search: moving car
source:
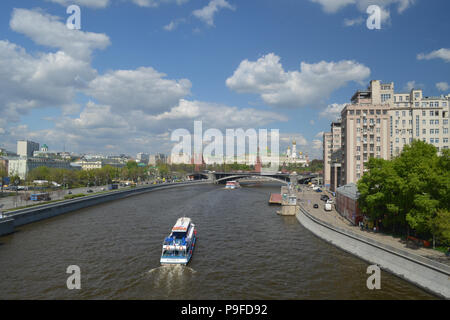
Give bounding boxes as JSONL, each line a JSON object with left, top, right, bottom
{"left": 313, "top": 204, "right": 319, "bottom": 209}
{"left": 324, "top": 203, "right": 332, "bottom": 211}
{"left": 320, "top": 195, "right": 329, "bottom": 201}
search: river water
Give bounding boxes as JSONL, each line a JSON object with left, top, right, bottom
{"left": 0, "top": 184, "right": 435, "bottom": 299}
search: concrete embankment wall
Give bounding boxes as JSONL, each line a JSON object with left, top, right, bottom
{"left": 0, "top": 181, "right": 210, "bottom": 237}
{"left": 296, "top": 206, "right": 450, "bottom": 299}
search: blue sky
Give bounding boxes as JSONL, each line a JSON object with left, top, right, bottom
{"left": 0, "top": 0, "right": 449, "bottom": 158}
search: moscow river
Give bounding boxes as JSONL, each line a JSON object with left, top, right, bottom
{"left": 0, "top": 184, "right": 435, "bottom": 299}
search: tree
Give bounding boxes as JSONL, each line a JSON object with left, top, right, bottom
{"left": 0, "top": 162, "right": 7, "bottom": 194}
{"left": 358, "top": 140, "right": 449, "bottom": 242}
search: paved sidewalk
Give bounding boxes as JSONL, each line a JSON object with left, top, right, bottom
{"left": 298, "top": 187, "right": 450, "bottom": 266}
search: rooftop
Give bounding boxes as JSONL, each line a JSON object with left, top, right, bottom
{"left": 336, "top": 183, "right": 360, "bottom": 200}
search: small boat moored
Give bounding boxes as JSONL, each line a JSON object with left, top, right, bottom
{"left": 160, "top": 217, "right": 197, "bottom": 265}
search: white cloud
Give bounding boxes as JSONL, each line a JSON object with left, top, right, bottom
{"left": 417, "top": 48, "right": 450, "bottom": 63}
{"left": 343, "top": 17, "right": 364, "bottom": 27}
{"left": 311, "top": 0, "right": 414, "bottom": 25}
{"left": 46, "top": 0, "right": 110, "bottom": 8}
{"left": 312, "top": 139, "right": 322, "bottom": 150}
{"left": 319, "top": 103, "right": 346, "bottom": 120}
{"left": 310, "top": 0, "right": 415, "bottom": 14}
{"left": 164, "top": 18, "right": 186, "bottom": 31}
{"left": 436, "top": 82, "right": 449, "bottom": 92}
{"left": 10, "top": 8, "right": 110, "bottom": 61}
{"left": 46, "top": 0, "right": 188, "bottom": 8}
{"left": 0, "top": 40, "right": 97, "bottom": 123}
{"left": 86, "top": 67, "right": 192, "bottom": 115}
{"left": 193, "top": 0, "right": 235, "bottom": 26}
{"left": 132, "top": 0, "right": 189, "bottom": 8}
{"left": 403, "top": 80, "right": 424, "bottom": 92}
{"left": 226, "top": 53, "right": 370, "bottom": 108}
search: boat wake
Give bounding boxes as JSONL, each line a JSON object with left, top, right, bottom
{"left": 145, "top": 265, "right": 196, "bottom": 293}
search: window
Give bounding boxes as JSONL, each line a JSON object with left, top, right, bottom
{"left": 376, "top": 128, "right": 380, "bottom": 133}
{"left": 415, "top": 102, "right": 419, "bottom": 107}
{"left": 415, "top": 92, "right": 420, "bottom": 99}
{"left": 402, "top": 111, "right": 406, "bottom": 116}
{"left": 402, "top": 120, "right": 406, "bottom": 126}
{"left": 357, "top": 146, "right": 361, "bottom": 151}
{"left": 357, "top": 119, "right": 361, "bottom": 124}
{"left": 395, "top": 120, "right": 399, "bottom": 125}
{"left": 402, "top": 138, "right": 406, "bottom": 144}
{"left": 422, "top": 119, "right": 426, "bottom": 125}
{"left": 435, "top": 129, "right": 439, "bottom": 134}
{"left": 443, "top": 102, "right": 447, "bottom": 107}
{"left": 349, "top": 110, "right": 354, "bottom": 115}
{"left": 399, "top": 96, "right": 403, "bottom": 102}
{"left": 444, "top": 119, "right": 448, "bottom": 125}
{"left": 430, "top": 138, "right": 434, "bottom": 143}
{"left": 435, "top": 111, "right": 439, "bottom": 116}
{"left": 422, "top": 111, "right": 426, "bottom": 116}
{"left": 396, "top": 137, "right": 399, "bottom": 143}
{"left": 423, "top": 129, "right": 426, "bottom": 134}
{"left": 430, "top": 120, "right": 434, "bottom": 125}
{"left": 376, "top": 109, "right": 381, "bottom": 115}
{"left": 435, "top": 120, "right": 439, "bottom": 125}
{"left": 376, "top": 118, "right": 380, "bottom": 124}
{"left": 430, "top": 111, "right": 434, "bottom": 116}
{"left": 435, "top": 138, "right": 439, "bottom": 143}
{"left": 444, "top": 138, "right": 449, "bottom": 143}
{"left": 444, "top": 128, "right": 448, "bottom": 134}
{"left": 430, "top": 129, "right": 434, "bottom": 134}
{"left": 376, "top": 137, "right": 381, "bottom": 142}
{"left": 356, "top": 110, "right": 361, "bottom": 115}
{"left": 396, "top": 111, "right": 399, "bottom": 116}
{"left": 422, "top": 102, "right": 427, "bottom": 107}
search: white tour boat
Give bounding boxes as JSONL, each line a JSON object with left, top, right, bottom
{"left": 160, "top": 217, "right": 197, "bottom": 265}
{"left": 225, "top": 181, "right": 241, "bottom": 189}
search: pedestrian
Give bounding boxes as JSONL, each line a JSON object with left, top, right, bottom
{"left": 373, "top": 226, "right": 377, "bottom": 233}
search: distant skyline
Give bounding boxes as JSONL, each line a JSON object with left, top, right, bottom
{"left": 0, "top": 0, "right": 449, "bottom": 159}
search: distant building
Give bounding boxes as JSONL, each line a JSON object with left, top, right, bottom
{"left": 76, "top": 159, "right": 126, "bottom": 171}
{"left": 150, "top": 153, "right": 168, "bottom": 165}
{"left": 8, "top": 158, "right": 73, "bottom": 180}
{"left": 17, "top": 140, "right": 39, "bottom": 158}
{"left": 136, "top": 153, "right": 150, "bottom": 163}
{"left": 335, "top": 183, "right": 362, "bottom": 225}
{"left": 280, "top": 139, "right": 309, "bottom": 167}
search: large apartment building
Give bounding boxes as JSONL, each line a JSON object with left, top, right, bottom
{"left": 323, "top": 80, "right": 450, "bottom": 188}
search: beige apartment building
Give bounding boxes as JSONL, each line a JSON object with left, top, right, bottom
{"left": 323, "top": 80, "right": 450, "bottom": 187}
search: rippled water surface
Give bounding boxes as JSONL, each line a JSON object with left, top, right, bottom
{"left": 0, "top": 184, "right": 436, "bottom": 299}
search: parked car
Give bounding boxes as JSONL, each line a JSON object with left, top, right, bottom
{"left": 313, "top": 204, "right": 319, "bottom": 209}
{"left": 316, "top": 188, "right": 322, "bottom": 193}
{"left": 324, "top": 203, "right": 332, "bottom": 211}
{"left": 68, "top": 191, "right": 72, "bottom": 195}
{"left": 320, "top": 195, "right": 329, "bottom": 201}
{"left": 87, "top": 189, "right": 93, "bottom": 193}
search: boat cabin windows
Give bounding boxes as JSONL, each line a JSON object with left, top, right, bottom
{"left": 172, "top": 231, "right": 187, "bottom": 239}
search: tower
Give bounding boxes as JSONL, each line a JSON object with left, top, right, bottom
{"left": 292, "top": 139, "right": 297, "bottom": 159}
{"left": 286, "top": 146, "right": 291, "bottom": 158}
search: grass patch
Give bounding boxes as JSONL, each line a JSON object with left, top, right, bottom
{"left": 433, "top": 246, "right": 449, "bottom": 254}
{"left": 64, "top": 194, "right": 86, "bottom": 200}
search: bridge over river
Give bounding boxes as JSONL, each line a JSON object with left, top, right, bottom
{"left": 188, "top": 171, "right": 321, "bottom": 185}
{"left": 0, "top": 183, "right": 434, "bottom": 299}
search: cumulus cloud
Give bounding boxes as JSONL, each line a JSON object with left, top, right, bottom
{"left": 417, "top": 48, "right": 450, "bottom": 63}
{"left": 436, "top": 82, "right": 449, "bottom": 92}
{"left": 310, "top": 0, "right": 415, "bottom": 14}
{"left": 46, "top": 0, "right": 188, "bottom": 8}
{"left": 193, "top": 0, "right": 235, "bottom": 26}
{"left": 319, "top": 103, "right": 346, "bottom": 120}
{"left": 46, "top": 0, "right": 110, "bottom": 8}
{"left": 86, "top": 67, "right": 192, "bottom": 115}
{"left": 0, "top": 40, "right": 97, "bottom": 124}
{"left": 226, "top": 53, "right": 370, "bottom": 108}
{"left": 311, "top": 0, "right": 414, "bottom": 26}
{"left": 10, "top": 8, "right": 110, "bottom": 61}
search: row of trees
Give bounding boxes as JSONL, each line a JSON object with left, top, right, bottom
{"left": 357, "top": 140, "right": 450, "bottom": 247}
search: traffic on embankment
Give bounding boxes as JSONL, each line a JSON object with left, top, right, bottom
{"left": 0, "top": 180, "right": 211, "bottom": 237}
{"left": 295, "top": 187, "right": 450, "bottom": 299}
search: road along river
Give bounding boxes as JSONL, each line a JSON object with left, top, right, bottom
{"left": 0, "top": 184, "right": 435, "bottom": 299}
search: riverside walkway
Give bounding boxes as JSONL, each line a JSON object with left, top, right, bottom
{"left": 298, "top": 187, "right": 449, "bottom": 266}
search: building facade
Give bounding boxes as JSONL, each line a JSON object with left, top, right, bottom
{"left": 324, "top": 80, "right": 450, "bottom": 187}
{"left": 8, "top": 158, "right": 73, "bottom": 180}
{"left": 17, "top": 140, "right": 39, "bottom": 158}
